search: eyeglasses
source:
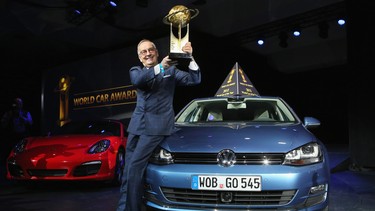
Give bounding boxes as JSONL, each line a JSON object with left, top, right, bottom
{"left": 138, "top": 47, "right": 156, "bottom": 56}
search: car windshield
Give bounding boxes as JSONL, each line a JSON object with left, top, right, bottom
{"left": 51, "top": 121, "right": 120, "bottom": 136}
{"left": 175, "top": 98, "right": 297, "bottom": 123}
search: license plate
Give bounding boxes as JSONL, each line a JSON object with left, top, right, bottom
{"left": 191, "top": 175, "right": 261, "bottom": 191}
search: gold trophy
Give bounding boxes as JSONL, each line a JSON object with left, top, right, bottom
{"left": 163, "top": 5, "right": 199, "bottom": 61}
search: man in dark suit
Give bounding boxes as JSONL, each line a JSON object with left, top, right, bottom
{"left": 117, "top": 39, "right": 201, "bottom": 211}
{"left": 1, "top": 97, "right": 33, "bottom": 160}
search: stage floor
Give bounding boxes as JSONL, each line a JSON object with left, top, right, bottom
{"left": 1, "top": 144, "right": 375, "bottom": 211}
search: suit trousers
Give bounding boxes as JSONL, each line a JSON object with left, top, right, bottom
{"left": 117, "top": 133, "right": 165, "bottom": 211}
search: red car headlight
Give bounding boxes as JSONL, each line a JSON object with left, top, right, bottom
{"left": 13, "top": 138, "right": 28, "bottom": 154}
{"left": 88, "top": 140, "right": 110, "bottom": 154}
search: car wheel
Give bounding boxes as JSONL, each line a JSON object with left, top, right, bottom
{"left": 112, "top": 148, "right": 125, "bottom": 185}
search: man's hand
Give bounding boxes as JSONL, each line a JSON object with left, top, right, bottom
{"left": 161, "top": 56, "right": 178, "bottom": 69}
{"left": 182, "top": 42, "right": 193, "bottom": 55}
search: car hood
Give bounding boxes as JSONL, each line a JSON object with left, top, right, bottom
{"left": 25, "top": 135, "right": 112, "bottom": 149}
{"left": 161, "top": 123, "right": 317, "bottom": 153}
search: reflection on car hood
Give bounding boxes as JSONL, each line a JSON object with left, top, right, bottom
{"left": 26, "top": 135, "right": 112, "bottom": 148}
{"left": 161, "top": 123, "right": 316, "bottom": 153}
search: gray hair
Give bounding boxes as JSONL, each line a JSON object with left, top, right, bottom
{"left": 137, "top": 39, "right": 157, "bottom": 55}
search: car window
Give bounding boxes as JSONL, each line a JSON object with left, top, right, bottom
{"left": 175, "top": 98, "right": 296, "bottom": 123}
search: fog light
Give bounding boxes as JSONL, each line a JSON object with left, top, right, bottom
{"left": 310, "top": 184, "right": 327, "bottom": 194}
{"left": 305, "top": 192, "right": 327, "bottom": 207}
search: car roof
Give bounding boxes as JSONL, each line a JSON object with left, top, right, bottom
{"left": 189, "top": 96, "right": 282, "bottom": 101}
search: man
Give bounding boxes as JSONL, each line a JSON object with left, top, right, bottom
{"left": 117, "top": 39, "right": 201, "bottom": 211}
{"left": 1, "top": 97, "right": 33, "bottom": 159}
{"left": 1, "top": 98, "right": 33, "bottom": 138}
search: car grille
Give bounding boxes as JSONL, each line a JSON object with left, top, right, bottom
{"left": 28, "top": 169, "right": 68, "bottom": 177}
{"left": 173, "top": 153, "right": 285, "bottom": 165}
{"left": 161, "top": 187, "right": 296, "bottom": 205}
{"left": 73, "top": 163, "right": 101, "bottom": 176}
{"left": 12, "top": 163, "right": 101, "bottom": 177}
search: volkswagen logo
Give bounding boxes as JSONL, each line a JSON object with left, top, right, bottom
{"left": 217, "top": 149, "right": 236, "bottom": 167}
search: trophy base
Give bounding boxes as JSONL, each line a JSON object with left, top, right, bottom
{"left": 169, "top": 53, "right": 191, "bottom": 69}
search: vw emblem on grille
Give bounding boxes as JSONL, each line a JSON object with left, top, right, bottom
{"left": 220, "top": 192, "right": 233, "bottom": 203}
{"left": 217, "top": 149, "right": 236, "bottom": 167}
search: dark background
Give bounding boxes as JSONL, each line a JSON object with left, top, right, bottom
{"left": 1, "top": 0, "right": 374, "bottom": 167}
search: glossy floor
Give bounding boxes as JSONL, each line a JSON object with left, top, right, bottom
{"left": 1, "top": 144, "right": 375, "bottom": 211}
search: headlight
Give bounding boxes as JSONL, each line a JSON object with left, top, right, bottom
{"left": 13, "top": 139, "right": 28, "bottom": 154}
{"left": 283, "top": 142, "right": 323, "bottom": 166}
{"left": 149, "top": 148, "right": 174, "bottom": 165}
{"left": 88, "top": 140, "right": 110, "bottom": 154}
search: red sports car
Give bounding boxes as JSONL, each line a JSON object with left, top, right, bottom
{"left": 6, "top": 120, "right": 127, "bottom": 184}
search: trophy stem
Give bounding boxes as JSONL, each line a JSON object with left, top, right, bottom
{"left": 178, "top": 23, "right": 182, "bottom": 50}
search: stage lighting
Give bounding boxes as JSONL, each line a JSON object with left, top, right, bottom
{"left": 337, "top": 18, "right": 346, "bottom": 26}
{"left": 293, "top": 30, "right": 301, "bottom": 37}
{"left": 319, "top": 21, "right": 329, "bottom": 39}
{"left": 257, "top": 39, "right": 264, "bottom": 46}
{"left": 278, "top": 31, "right": 288, "bottom": 48}
{"left": 292, "top": 28, "right": 301, "bottom": 37}
{"left": 109, "top": 1, "right": 117, "bottom": 7}
{"left": 66, "top": 0, "right": 119, "bottom": 25}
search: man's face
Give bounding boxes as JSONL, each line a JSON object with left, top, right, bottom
{"left": 138, "top": 41, "right": 159, "bottom": 68}
{"left": 14, "top": 98, "right": 23, "bottom": 109}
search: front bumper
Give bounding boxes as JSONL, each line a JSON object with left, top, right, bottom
{"left": 144, "top": 163, "right": 330, "bottom": 211}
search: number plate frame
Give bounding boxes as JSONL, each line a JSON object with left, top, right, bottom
{"left": 191, "top": 175, "right": 262, "bottom": 191}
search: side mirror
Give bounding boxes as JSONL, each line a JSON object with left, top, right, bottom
{"left": 304, "top": 117, "right": 320, "bottom": 129}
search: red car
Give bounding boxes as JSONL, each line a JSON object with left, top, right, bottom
{"left": 6, "top": 120, "right": 127, "bottom": 184}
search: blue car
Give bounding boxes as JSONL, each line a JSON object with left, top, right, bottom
{"left": 144, "top": 96, "right": 330, "bottom": 211}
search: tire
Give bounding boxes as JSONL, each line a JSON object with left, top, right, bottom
{"left": 112, "top": 148, "right": 125, "bottom": 185}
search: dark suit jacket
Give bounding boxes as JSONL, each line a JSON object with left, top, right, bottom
{"left": 127, "top": 64, "right": 201, "bottom": 135}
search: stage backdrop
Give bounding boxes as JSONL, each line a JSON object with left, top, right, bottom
{"left": 41, "top": 37, "right": 169, "bottom": 133}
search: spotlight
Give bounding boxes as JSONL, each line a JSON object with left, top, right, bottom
{"left": 65, "top": 0, "right": 119, "bottom": 25}
{"left": 293, "top": 30, "right": 301, "bottom": 37}
{"left": 318, "top": 21, "right": 329, "bottom": 39}
{"left": 74, "top": 9, "right": 81, "bottom": 15}
{"left": 257, "top": 39, "right": 264, "bottom": 46}
{"left": 256, "top": 36, "right": 265, "bottom": 46}
{"left": 109, "top": 1, "right": 117, "bottom": 7}
{"left": 292, "top": 29, "right": 301, "bottom": 37}
{"left": 278, "top": 31, "right": 288, "bottom": 48}
{"left": 337, "top": 18, "right": 346, "bottom": 26}
{"left": 292, "top": 26, "right": 301, "bottom": 37}
{"left": 66, "top": 6, "right": 89, "bottom": 25}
